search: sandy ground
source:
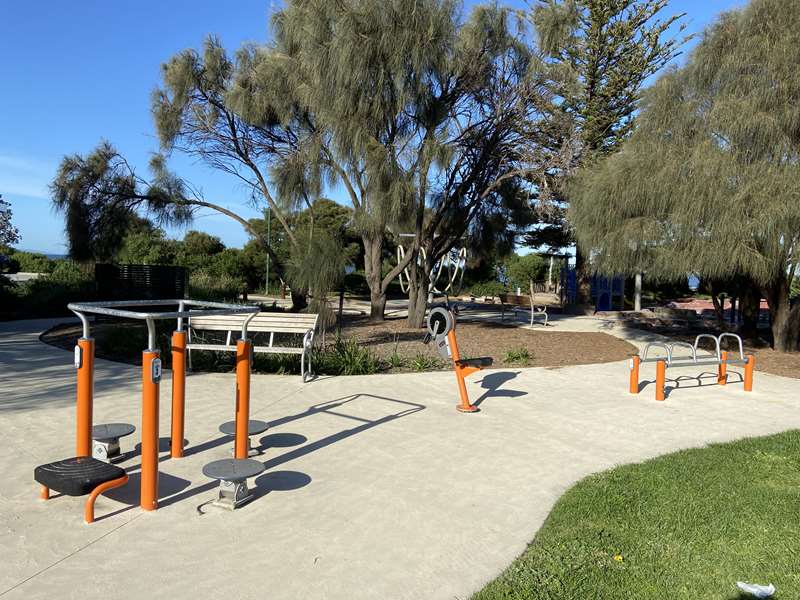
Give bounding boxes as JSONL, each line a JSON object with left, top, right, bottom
{"left": 1, "top": 317, "right": 798, "bottom": 600}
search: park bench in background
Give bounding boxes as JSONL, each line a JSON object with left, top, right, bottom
{"left": 499, "top": 293, "right": 549, "bottom": 327}
{"left": 188, "top": 312, "right": 318, "bottom": 381}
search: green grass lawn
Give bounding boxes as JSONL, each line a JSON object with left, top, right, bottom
{"left": 474, "top": 431, "right": 800, "bottom": 600}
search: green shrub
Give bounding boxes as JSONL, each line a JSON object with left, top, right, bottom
{"left": 504, "top": 253, "right": 547, "bottom": 291}
{"left": 410, "top": 352, "right": 444, "bottom": 371}
{"left": 5, "top": 261, "right": 96, "bottom": 318}
{"left": 504, "top": 347, "right": 531, "bottom": 365}
{"left": 316, "top": 337, "right": 379, "bottom": 375}
{"left": 11, "top": 250, "right": 54, "bottom": 274}
{"left": 469, "top": 280, "right": 506, "bottom": 299}
{"left": 47, "top": 260, "right": 91, "bottom": 283}
{"left": 189, "top": 271, "right": 243, "bottom": 302}
{"left": 387, "top": 351, "right": 406, "bottom": 369}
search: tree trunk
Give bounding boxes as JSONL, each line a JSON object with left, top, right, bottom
{"left": 766, "top": 277, "right": 800, "bottom": 352}
{"left": 738, "top": 282, "right": 761, "bottom": 340}
{"left": 290, "top": 289, "right": 308, "bottom": 312}
{"left": 575, "top": 245, "right": 592, "bottom": 306}
{"left": 406, "top": 256, "right": 430, "bottom": 329}
{"left": 370, "top": 289, "right": 387, "bottom": 321}
{"left": 634, "top": 273, "right": 642, "bottom": 312}
{"left": 708, "top": 281, "right": 726, "bottom": 327}
{"left": 407, "top": 277, "right": 428, "bottom": 328}
{"left": 363, "top": 233, "right": 387, "bottom": 322}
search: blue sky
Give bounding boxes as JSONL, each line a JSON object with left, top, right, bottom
{"left": 1, "top": 0, "right": 744, "bottom": 255}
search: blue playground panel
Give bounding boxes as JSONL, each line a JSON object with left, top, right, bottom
{"left": 561, "top": 269, "right": 625, "bottom": 311}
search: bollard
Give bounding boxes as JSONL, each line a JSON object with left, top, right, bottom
{"left": 170, "top": 330, "right": 187, "bottom": 458}
{"left": 655, "top": 360, "right": 666, "bottom": 401}
{"left": 75, "top": 337, "right": 95, "bottom": 457}
{"left": 718, "top": 350, "right": 728, "bottom": 385}
{"left": 744, "top": 354, "right": 755, "bottom": 392}
{"left": 629, "top": 356, "right": 640, "bottom": 394}
{"left": 235, "top": 339, "right": 252, "bottom": 459}
{"left": 141, "top": 350, "right": 160, "bottom": 511}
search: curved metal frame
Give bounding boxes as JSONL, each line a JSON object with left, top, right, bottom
{"left": 693, "top": 334, "right": 721, "bottom": 361}
{"left": 669, "top": 341, "right": 697, "bottom": 364}
{"left": 641, "top": 342, "right": 673, "bottom": 364}
{"left": 396, "top": 242, "right": 467, "bottom": 297}
{"left": 719, "top": 332, "right": 745, "bottom": 360}
{"left": 640, "top": 333, "right": 747, "bottom": 369}
{"left": 69, "top": 299, "right": 259, "bottom": 350}
{"left": 301, "top": 329, "right": 315, "bottom": 383}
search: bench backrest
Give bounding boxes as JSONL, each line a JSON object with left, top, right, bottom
{"left": 189, "top": 312, "right": 318, "bottom": 335}
{"left": 499, "top": 294, "right": 531, "bottom": 306}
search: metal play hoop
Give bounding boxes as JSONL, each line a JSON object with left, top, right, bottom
{"left": 396, "top": 239, "right": 467, "bottom": 296}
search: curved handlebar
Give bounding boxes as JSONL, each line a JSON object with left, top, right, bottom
{"left": 669, "top": 341, "right": 697, "bottom": 363}
{"left": 693, "top": 334, "right": 721, "bottom": 361}
{"left": 642, "top": 342, "right": 672, "bottom": 365}
{"left": 718, "top": 333, "right": 745, "bottom": 360}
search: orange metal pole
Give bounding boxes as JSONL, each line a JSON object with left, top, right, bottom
{"left": 744, "top": 354, "right": 755, "bottom": 392}
{"left": 655, "top": 360, "right": 666, "bottom": 401}
{"left": 76, "top": 337, "right": 94, "bottom": 457}
{"left": 629, "top": 356, "right": 640, "bottom": 394}
{"left": 718, "top": 350, "right": 728, "bottom": 385}
{"left": 448, "top": 330, "right": 478, "bottom": 413}
{"left": 170, "top": 330, "right": 187, "bottom": 458}
{"left": 235, "top": 339, "right": 252, "bottom": 459}
{"left": 141, "top": 350, "right": 160, "bottom": 511}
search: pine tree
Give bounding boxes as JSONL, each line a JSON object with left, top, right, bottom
{"left": 519, "top": 0, "right": 687, "bottom": 303}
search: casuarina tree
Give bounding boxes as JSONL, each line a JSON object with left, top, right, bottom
{"left": 230, "top": 0, "right": 532, "bottom": 325}
{"left": 570, "top": 0, "right": 800, "bottom": 351}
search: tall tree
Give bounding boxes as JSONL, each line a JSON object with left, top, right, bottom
{"left": 519, "top": 0, "right": 687, "bottom": 304}
{"left": 570, "top": 0, "right": 800, "bottom": 351}
{"left": 270, "top": 0, "right": 533, "bottom": 327}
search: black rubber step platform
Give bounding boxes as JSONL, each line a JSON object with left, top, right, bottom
{"left": 34, "top": 457, "right": 126, "bottom": 497}
{"left": 455, "top": 357, "right": 494, "bottom": 369}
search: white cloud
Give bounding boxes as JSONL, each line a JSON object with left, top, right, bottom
{"left": 0, "top": 153, "right": 56, "bottom": 200}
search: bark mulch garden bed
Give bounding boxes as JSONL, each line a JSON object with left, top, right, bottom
{"left": 335, "top": 315, "right": 637, "bottom": 371}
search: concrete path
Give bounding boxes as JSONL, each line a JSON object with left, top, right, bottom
{"left": 1, "top": 318, "right": 798, "bottom": 599}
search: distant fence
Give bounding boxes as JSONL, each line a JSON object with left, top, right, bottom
{"left": 95, "top": 264, "right": 188, "bottom": 300}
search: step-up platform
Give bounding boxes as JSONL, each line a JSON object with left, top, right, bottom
{"left": 34, "top": 456, "right": 129, "bottom": 523}
{"left": 202, "top": 458, "right": 265, "bottom": 510}
{"left": 92, "top": 423, "right": 136, "bottom": 463}
{"left": 219, "top": 419, "right": 269, "bottom": 457}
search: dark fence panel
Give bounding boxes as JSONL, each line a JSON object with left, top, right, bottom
{"left": 96, "top": 264, "right": 188, "bottom": 300}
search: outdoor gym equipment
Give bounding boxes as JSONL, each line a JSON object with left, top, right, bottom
{"left": 219, "top": 419, "right": 270, "bottom": 457}
{"left": 396, "top": 234, "right": 467, "bottom": 297}
{"left": 424, "top": 304, "right": 493, "bottom": 412}
{"left": 628, "top": 332, "right": 755, "bottom": 401}
{"left": 33, "top": 299, "right": 259, "bottom": 523}
{"left": 202, "top": 458, "right": 265, "bottom": 510}
{"left": 92, "top": 422, "right": 136, "bottom": 463}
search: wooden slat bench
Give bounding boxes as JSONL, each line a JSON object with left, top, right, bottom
{"left": 187, "top": 312, "right": 319, "bottom": 381}
{"left": 499, "top": 293, "right": 548, "bottom": 327}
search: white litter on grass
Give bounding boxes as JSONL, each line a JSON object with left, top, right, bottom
{"left": 736, "top": 582, "right": 776, "bottom": 598}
